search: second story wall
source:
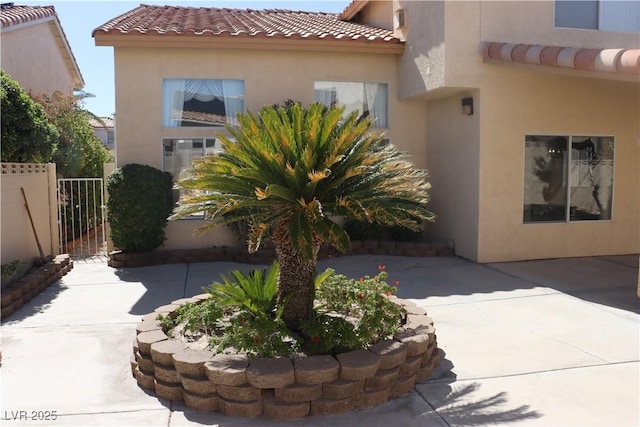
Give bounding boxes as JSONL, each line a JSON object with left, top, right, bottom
{"left": 1, "top": 22, "right": 77, "bottom": 96}
{"left": 396, "top": 0, "right": 639, "bottom": 99}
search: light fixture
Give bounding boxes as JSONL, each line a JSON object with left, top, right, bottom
{"left": 461, "top": 97, "right": 474, "bottom": 115}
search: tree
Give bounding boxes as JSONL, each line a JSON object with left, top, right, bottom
{"left": 0, "top": 69, "right": 59, "bottom": 163}
{"left": 171, "top": 101, "right": 434, "bottom": 330}
{"left": 34, "top": 93, "right": 112, "bottom": 178}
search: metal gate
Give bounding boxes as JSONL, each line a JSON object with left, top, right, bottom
{"left": 57, "top": 178, "right": 107, "bottom": 257}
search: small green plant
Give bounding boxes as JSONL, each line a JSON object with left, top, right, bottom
{"left": 157, "top": 298, "right": 223, "bottom": 339}
{"left": 210, "top": 313, "right": 301, "bottom": 358}
{"left": 156, "top": 313, "right": 177, "bottom": 336}
{"left": 1, "top": 260, "right": 24, "bottom": 283}
{"left": 205, "top": 262, "right": 280, "bottom": 319}
{"left": 106, "top": 163, "right": 173, "bottom": 253}
{"left": 302, "top": 265, "right": 405, "bottom": 355}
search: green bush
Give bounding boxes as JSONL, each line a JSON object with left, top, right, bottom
{"left": 106, "top": 163, "right": 173, "bottom": 252}
{"left": 0, "top": 70, "right": 59, "bottom": 163}
{"left": 344, "top": 218, "right": 423, "bottom": 242}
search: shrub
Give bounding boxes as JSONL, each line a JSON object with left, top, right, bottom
{"left": 106, "top": 163, "right": 173, "bottom": 252}
{"left": 344, "top": 218, "right": 423, "bottom": 242}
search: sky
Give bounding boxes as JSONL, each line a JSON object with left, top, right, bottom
{"left": 20, "top": 0, "right": 351, "bottom": 117}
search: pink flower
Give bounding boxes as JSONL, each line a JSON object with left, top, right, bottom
{"left": 394, "top": 280, "right": 400, "bottom": 286}
{"left": 378, "top": 265, "right": 386, "bottom": 271}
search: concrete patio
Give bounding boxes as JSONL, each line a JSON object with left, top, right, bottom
{"left": 1, "top": 254, "right": 638, "bottom": 426}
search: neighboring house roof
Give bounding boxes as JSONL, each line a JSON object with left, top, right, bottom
{"left": 0, "top": 4, "right": 84, "bottom": 88}
{"left": 480, "top": 41, "right": 640, "bottom": 77}
{"left": 89, "top": 116, "right": 114, "bottom": 128}
{"left": 92, "top": 4, "right": 403, "bottom": 53}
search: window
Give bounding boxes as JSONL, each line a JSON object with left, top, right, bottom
{"left": 163, "top": 79, "right": 245, "bottom": 128}
{"left": 163, "top": 138, "right": 223, "bottom": 216}
{"left": 523, "top": 135, "right": 614, "bottom": 223}
{"left": 314, "top": 81, "right": 388, "bottom": 128}
{"left": 555, "top": 0, "right": 640, "bottom": 32}
{"left": 106, "top": 129, "right": 114, "bottom": 148}
{"left": 395, "top": 9, "right": 405, "bottom": 29}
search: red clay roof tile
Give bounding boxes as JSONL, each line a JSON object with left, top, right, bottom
{"left": 92, "top": 4, "right": 402, "bottom": 46}
{"left": 0, "top": 4, "right": 56, "bottom": 28}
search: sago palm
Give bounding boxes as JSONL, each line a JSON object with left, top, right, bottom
{"left": 171, "top": 101, "right": 434, "bottom": 330}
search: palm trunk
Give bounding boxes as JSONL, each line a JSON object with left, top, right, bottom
{"left": 273, "top": 222, "right": 318, "bottom": 331}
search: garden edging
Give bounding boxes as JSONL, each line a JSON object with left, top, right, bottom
{"left": 131, "top": 296, "right": 441, "bottom": 420}
{"left": 1, "top": 254, "right": 73, "bottom": 320}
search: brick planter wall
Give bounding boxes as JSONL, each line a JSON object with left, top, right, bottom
{"left": 109, "top": 240, "right": 455, "bottom": 268}
{"left": 1, "top": 254, "right": 73, "bottom": 320}
{"left": 131, "top": 296, "right": 440, "bottom": 420}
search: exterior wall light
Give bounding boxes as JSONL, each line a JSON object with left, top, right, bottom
{"left": 461, "top": 97, "right": 474, "bottom": 115}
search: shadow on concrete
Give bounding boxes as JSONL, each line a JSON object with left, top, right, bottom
{"left": 423, "top": 381, "right": 542, "bottom": 426}
{"left": 419, "top": 351, "right": 542, "bottom": 426}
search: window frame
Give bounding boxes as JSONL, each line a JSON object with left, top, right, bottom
{"left": 522, "top": 134, "right": 615, "bottom": 224}
{"left": 162, "top": 137, "right": 225, "bottom": 220}
{"left": 162, "top": 78, "right": 245, "bottom": 129}
{"left": 313, "top": 80, "right": 390, "bottom": 129}
{"left": 554, "top": 0, "right": 640, "bottom": 32}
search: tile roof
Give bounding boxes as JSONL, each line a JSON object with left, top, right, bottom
{"left": 92, "top": 4, "right": 401, "bottom": 46}
{"left": 0, "top": 4, "right": 56, "bottom": 28}
{"left": 480, "top": 41, "right": 640, "bottom": 75}
{"left": 89, "top": 117, "right": 115, "bottom": 128}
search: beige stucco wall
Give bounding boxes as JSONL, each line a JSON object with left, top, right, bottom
{"left": 476, "top": 66, "right": 639, "bottom": 262}
{"left": 397, "top": 0, "right": 640, "bottom": 100}
{"left": 112, "top": 46, "right": 427, "bottom": 250}
{"left": 1, "top": 163, "right": 58, "bottom": 265}
{"left": 1, "top": 22, "right": 77, "bottom": 95}
{"left": 392, "top": 0, "right": 639, "bottom": 262}
{"left": 423, "top": 90, "right": 480, "bottom": 261}
{"left": 358, "top": 0, "right": 394, "bottom": 30}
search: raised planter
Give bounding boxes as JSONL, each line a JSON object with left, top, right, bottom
{"left": 1, "top": 254, "right": 73, "bottom": 320}
{"left": 131, "top": 297, "right": 440, "bottom": 420}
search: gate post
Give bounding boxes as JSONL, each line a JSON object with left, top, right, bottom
{"left": 47, "top": 163, "right": 60, "bottom": 256}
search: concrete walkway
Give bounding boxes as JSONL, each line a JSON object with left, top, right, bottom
{"left": 1, "top": 254, "right": 638, "bottom": 426}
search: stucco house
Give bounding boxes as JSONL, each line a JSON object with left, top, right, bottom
{"left": 0, "top": 3, "right": 83, "bottom": 95}
{"left": 93, "top": 0, "right": 639, "bottom": 263}
{"left": 89, "top": 116, "right": 116, "bottom": 151}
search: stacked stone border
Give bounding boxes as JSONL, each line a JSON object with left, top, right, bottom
{"left": 131, "top": 296, "right": 440, "bottom": 420}
{"left": 110, "top": 240, "right": 455, "bottom": 268}
{"left": 1, "top": 254, "right": 73, "bottom": 320}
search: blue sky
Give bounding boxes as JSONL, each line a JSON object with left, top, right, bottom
{"left": 21, "top": 1, "right": 350, "bottom": 117}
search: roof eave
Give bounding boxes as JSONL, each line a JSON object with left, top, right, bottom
{"left": 49, "top": 18, "right": 85, "bottom": 89}
{"left": 93, "top": 33, "right": 404, "bottom": 55}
